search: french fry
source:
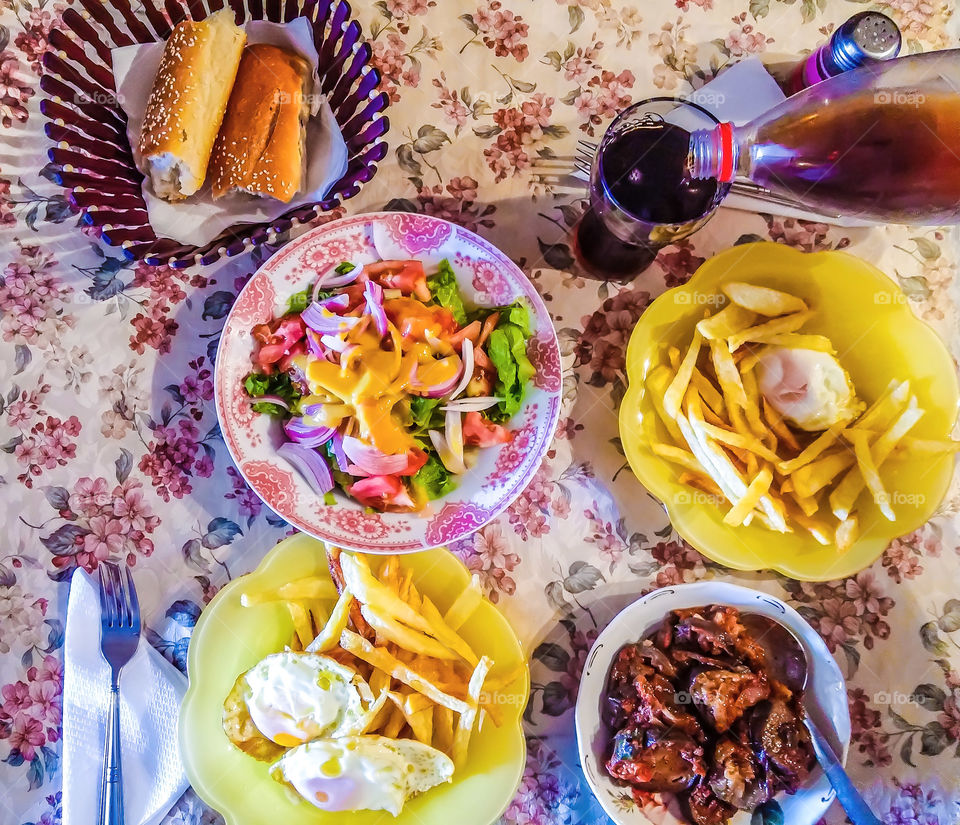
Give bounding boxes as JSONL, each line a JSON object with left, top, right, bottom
{"left": 678, "top": 471, "right": 725, "bottom": 498}
{"left": 287, "top": 601, "right": 314, "bottom": 650}
{"left": 326, "top": 546, "right": 373, "bottom": 639}
{"left": 849, "top": 431, "right": 895, "bottom": 520}
{"left": 688, "top": 413, "right": 781, "bottom": 464}
{"left": 339, "top": 629, "right": 471, "bottom": 714}
{"left": 709, "top": 340, "right": 750, "bottom": 411}
{"left": 366, "top": 668, "right": 394, "bottom": 733}
{"left": 851, "top": 380, "right": 910, "bottom": 432}
{"left": 761, "top": 333, "right": 835, "bottom": 353}
{"left": 651, "top": 441, "right": 704, "bottom": 474}
{"left": 691, "top": 368, "right": 726, "bottom": 414}
{"left": 452, "top": 656, "right": 491, "bottom": 768}
{"left": 896, "top": 437, "right": 960, "bottom": 455}
{"left": 359, "top": 603, "right": 460, "bottom": 660}
{"left": 723, "top": 467, "right": 773, "bottom": 527}
{"left": 307, "top": 587, "right": 354, "bottom": 653}
{"left": 789, "top": 490, "right": 821, "bottom": 519}
{"left": 433, "top": 704, "right": 455, "bottom": 755}
{"left": 727, "top": 311, "right": 813, "bottom": 352}
{"left": 697, "top": 303, "right": 758, "bottom": 340}
{"left": 398, "top": 568, "right": 416, "bottom": 605}
{"left": 378, "top": 555, "right": 400, "bottom": 589}
{"left": 420, "top": 595, "right": 479, "bottom": 666}
{"left": 782, "top": 499, "right": 832, "bottom": 545}
{"left": 387, "top": 689, "right": 435, "bottom": 745}
{"left": 240, "top": 577, "right": 339, "bottom": 606}
{"left": 762, "top": 397, "right": 801, "bottom": 452}
{"left": 664, "top": 329, "right": 703, "bottom": 418}
{"left": 722, "top": 281, "right": 808, "bottom": 316}
{"left": 835, "top": 515, "right": 859, "bottom": 552}
{"left": 667, "top": 346, "right": 681, "bottom": 370}
{"left": 444, "top": 575, "right": 483, "bottom": 631}
{"left": 790, "top": 452, "right": 855, "bottom": 499}
{"left": 832, "top": 402, "right": 923, "bottom": 520}
{"left": 382, "top": 704, "right": 406, "bottom": 738}
{"left": 645, "top": 365, "right": 687, "bottom": 444}
{"left": 778, "top": 426, "right": 843, "bottom": 473}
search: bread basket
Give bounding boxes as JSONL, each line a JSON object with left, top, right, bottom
{"left": 39, "top": 0, "right": 390, "bottom": 268}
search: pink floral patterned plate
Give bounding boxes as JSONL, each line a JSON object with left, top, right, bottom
{"left": 215, "top": 212, "right": 562, "bottom": 552}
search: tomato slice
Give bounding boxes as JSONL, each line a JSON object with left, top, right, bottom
{"left": 463, "top": 411, "right": 512, "bottom": 446}
{"left": 364, "top": 260, "right": 430, "bottom": 302}
{"left": 396, "top": 447, "right": 429, "bottom": 477}
{"left": 384, "top": 297, "right": 457, "bottom": 341}
{"left": 349, "top": 475, "right": 405, "bottom": 510}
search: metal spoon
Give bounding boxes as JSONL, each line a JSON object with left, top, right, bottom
{"left": 741, "top": 613, "right": 882, "bottom": 825}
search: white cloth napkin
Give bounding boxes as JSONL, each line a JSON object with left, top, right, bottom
{"left": 62, "top": 569, "right": 188, "bottom": 825}
{"left": 111, "top": 18, "right": 350, "bottom": 247}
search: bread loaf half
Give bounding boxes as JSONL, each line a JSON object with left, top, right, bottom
{"left": 208, "top": 44, "right": 311, "bottom": 203}
{"left": 138, "top": 9, "right": 246, "bottom": 201}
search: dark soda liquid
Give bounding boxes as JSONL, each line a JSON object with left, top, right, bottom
{"left": 575, "top": 121, "right": 721, "bottom": 280}
{"left": 751, "top": 92, "right": 960, "bottom": 222}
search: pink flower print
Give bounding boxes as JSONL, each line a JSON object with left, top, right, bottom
{"left": 724, "top": 16, "right": 771, "bottom": 57}
{"left": 81, "top": 516, "right": 126, "bottom": 565}
{"left": 386, "top": 0, "right": 430, "bottom": 16}
{"left": 0, "top": 177, "right": 14, "bottom": 226}
{"left": 818, "top": 597, "right": 860, "bottom": 651}
{"left": 27, "top": 679, "right": 61, "bottom": 730}
{"left": 69, "top": 477, "right": 111, "bottom": 517}
{"left": 564, "top": 55, "right": 592, "bottom": 83}
{"left": 938, "top": 695, "right": 960, "bottom": 741}
{"left": 7, "top": 714, "right": 44, "bottom": 761}
{"left": 179, "top": 372, "right": 213, "bottom": 404}
{"left": 112, "top": 481, "right": 159, "bottom": 533}
{"left": 475, "top": 2, "right": 529, "bottom": 61}
{"left": 30, "top": 656, "right": 63, "bottom": 690}
{"left": 0, "top": 50, "right": 35, "bottom": 127}
{"left": 1, "top": 681, "right": 33, "bottom": 717}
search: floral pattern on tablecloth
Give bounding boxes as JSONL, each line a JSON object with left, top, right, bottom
{"left": 1, "top": 0, "right": 960, "bottom": 824}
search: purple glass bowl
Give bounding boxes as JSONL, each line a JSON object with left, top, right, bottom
{"left": 39, "top": 0, "right": 390, "bottom": 269}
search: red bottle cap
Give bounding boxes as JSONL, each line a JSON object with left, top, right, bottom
{"left": 717, "top": 122, "right": 735, "bottom": 183}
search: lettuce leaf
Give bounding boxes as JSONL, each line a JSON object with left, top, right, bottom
{"left": 412, "top": 455, "right": 456, "bottom": 500}
{"left": 410, "top": 396, "right": 444, "bottom": 431}
{"left": 427, "top": 260, "right": 468, "bottom": 325}
{"left": 244, "top": 372, "right": 301, "bottom": 417}
{"left": 486, "top": 321, "right": 534, "bottom": 422}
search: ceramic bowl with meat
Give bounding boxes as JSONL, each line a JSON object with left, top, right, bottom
{"left": 574, "top": 582, "right": 850, "bottom": 825}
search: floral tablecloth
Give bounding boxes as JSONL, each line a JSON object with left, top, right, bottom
{"left": 2, "top": 0, "right": 960, "bottom": 824}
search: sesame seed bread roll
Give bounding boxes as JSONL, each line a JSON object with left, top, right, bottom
{"left": 208, "top": 44, "right": 311, "bottom": 203}
{"left": 138, "top": 10, "right": 246, "bottom": 201}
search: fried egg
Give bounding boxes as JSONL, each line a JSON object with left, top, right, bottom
{"left": 270, "top": 735, "right": 455, "bottom": 815}
{"left": 756, "top": 347, "right": 861, "bottom": 431}
{"left": 242, "top": 652, "right": 369, "bottom": 747}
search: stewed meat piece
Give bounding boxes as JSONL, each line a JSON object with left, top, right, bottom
{"left": 708, "top": 737, "right": 771, "bottom": 810}
{"left": 687, "top": 785, "right": 737, "bottom": 825}
{"left": 607, "top": 727, "right": 707, "bottom": 792}
{"left": 690, "top": 668, "right": 770, "bottom": 732}
{"left": 751, "top": 699, "right": 815, "bottom": 790}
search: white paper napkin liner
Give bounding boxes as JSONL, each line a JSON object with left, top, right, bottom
{"left": 62, "top": 568, "right": 188, "bottom": 825}
{"left": 111, "top": 18, "right": 350, "bottom": 247}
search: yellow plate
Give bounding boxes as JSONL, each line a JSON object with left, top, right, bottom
{"left": 619, "top": 242, "right": 959, "bottom": 581}
{"left": 180, "top": 535, "right": 529, "bottom": 825}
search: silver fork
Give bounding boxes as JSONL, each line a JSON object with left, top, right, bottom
{"left": 98, "top": 562, "right": 141, "bottom": 825}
